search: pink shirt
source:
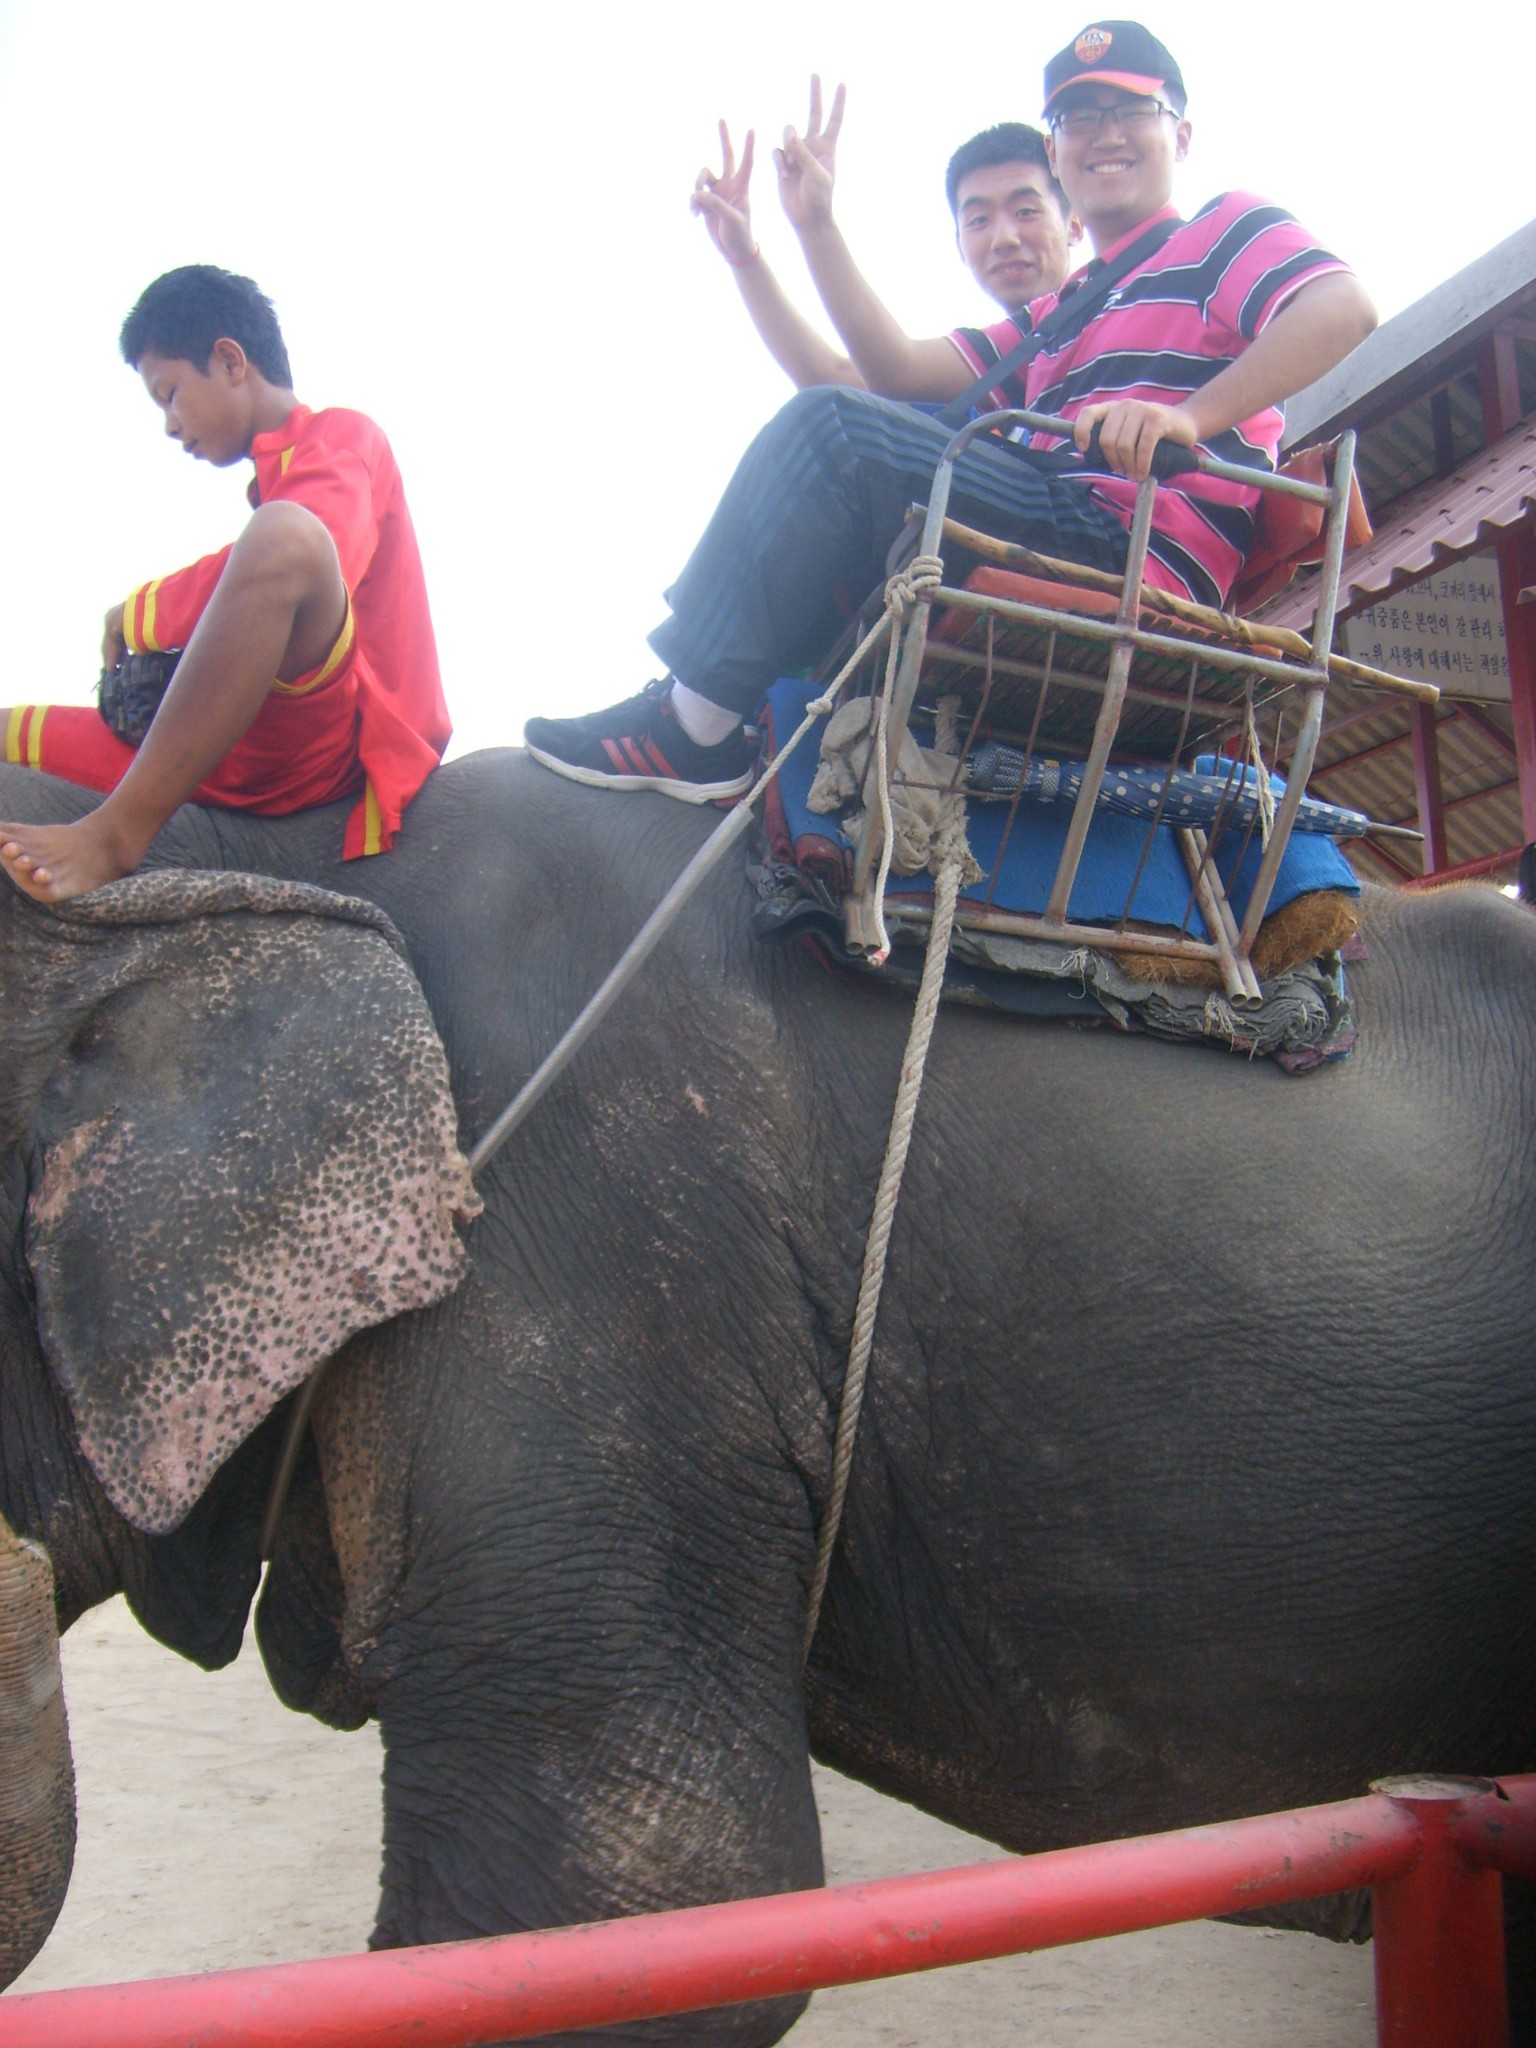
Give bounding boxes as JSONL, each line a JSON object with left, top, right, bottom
{"left": 948, "top": 193, "right": 1352, "bottom": 605}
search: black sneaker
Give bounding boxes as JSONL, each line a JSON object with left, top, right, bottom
{"left": 524, "top": 680, "right": 755, "bottom": 803}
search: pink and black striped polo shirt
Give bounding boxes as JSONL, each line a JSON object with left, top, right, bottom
{"left": 947, "top": 193, "right": 1351, "bottom": 607}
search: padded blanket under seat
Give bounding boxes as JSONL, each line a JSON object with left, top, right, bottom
{"left": 762, "top": 677, "right": 1360, "bottom": 938}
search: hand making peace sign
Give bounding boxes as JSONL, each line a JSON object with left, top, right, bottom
{"left": 774, "top": 75, "right": 847, "bottom": 235}
{"left": 691, "top": 120, "right": 759, "bottom": 268}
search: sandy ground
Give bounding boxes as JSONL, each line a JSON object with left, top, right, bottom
{"left": 10, "top": 1596, "right": 1375, "bottom": 2044}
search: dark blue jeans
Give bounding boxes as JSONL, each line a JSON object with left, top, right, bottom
{"left": 649, "top": 386, "right": 1130, "bottom": 718}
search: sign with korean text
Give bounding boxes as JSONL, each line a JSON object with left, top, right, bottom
{"left": 1343, "top": 556, "right": 1509, "bottom": 701}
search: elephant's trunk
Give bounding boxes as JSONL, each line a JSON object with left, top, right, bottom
{"left": 0, "top": 1512, "right": 76, "bottom": 1987}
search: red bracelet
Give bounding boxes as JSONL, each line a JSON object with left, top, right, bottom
{"left": 724, "top": 243, "right": 762, "bottom": 270}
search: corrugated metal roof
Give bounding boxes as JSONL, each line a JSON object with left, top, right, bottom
{"left": 1236, "top": 228, "right": 1536, "bottom": 881}
{"left": 1281, "top": 684, "right": 1521, "bottom": 882}
{"left": 1258, "top": 417, "right": 1536, "bottom": 632}
{"left": 1284, "top": 218, "right": 1536, "bottom": 448}
{"left": 1351, "top": 365, "right": 1493, "bottom": 509}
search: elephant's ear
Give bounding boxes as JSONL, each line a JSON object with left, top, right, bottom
{"left": 20, "top": 872, "right": 482, "bottom": 1536}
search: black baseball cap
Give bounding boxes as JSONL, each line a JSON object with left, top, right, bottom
{"left": 1043, "top": 22, "right": 1187, "bottom": 116}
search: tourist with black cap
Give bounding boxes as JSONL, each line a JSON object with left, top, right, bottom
{"left": 952, "top": 20, "right": 1377, "bottom": 609}
{"left": 524, "top": 21, "right": 1376, "bottom": 803}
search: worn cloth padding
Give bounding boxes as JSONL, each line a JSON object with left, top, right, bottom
{"left": 764, "top": 676, "right": 1360, "bottom": 925}
{"left": 9, "top": 871, "right": 481, "bottom": 1536}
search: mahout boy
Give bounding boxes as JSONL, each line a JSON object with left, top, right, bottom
{"left": 1, "top": 266, "right": 448, "bottom": 901}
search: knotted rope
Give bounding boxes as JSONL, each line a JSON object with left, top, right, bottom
{"left": 884, "top": 553, "right": 946, "bottom": 618}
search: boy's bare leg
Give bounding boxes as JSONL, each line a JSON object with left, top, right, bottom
{"left": 0, "top": 504, "right": 346, "bottom": 903}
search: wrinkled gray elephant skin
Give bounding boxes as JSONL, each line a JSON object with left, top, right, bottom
{"left": 0, "top": 1513, "right": 74, "bottom": 1985}
{"left": 1, "top": 754, "right": 1534, "bottom": 2046}
{"left": 5, "top": 869, "right": 479, "bottom": 1535}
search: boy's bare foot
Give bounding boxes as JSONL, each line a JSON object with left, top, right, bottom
{"left": 0, "top": 814, "right": 143, "bottom": 904}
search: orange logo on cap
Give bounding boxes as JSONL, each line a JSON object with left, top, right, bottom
{"left": 1075, "top": 27, "right": 1113, "bottom": 61}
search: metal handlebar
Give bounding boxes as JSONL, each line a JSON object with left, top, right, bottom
{"left": 946, "top": 408, "right": 1333, "bottom": 503}
{"left": 1082, "top": 422, "right": 1200, "bottom": 480}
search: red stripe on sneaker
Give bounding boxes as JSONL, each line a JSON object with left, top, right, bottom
{"left": 615, "top": 738, "right": 661, "bottom": 777}
{"left": 597, "top": 734, "right": 684, "bottom": 780}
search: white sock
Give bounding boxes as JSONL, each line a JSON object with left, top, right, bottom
{"left": 669, "top": 680, "right": 742, "bottom": 747}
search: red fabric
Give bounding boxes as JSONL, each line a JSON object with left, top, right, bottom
{"left": 50, "top": 404, "right": 447, "bottom": 857}
{"left": 930, "top": 567, "right": 1229, "bottom": 645}
{"left": 11, "top": 670, "right": 366, "bottom": 818}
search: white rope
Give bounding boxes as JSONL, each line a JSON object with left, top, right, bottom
{"left": 803, "top": 764, "right": 965, "bottom": 1658}
{"left": 885, "top": 553, "right": 945, "bottom": 617}
{"left": 802, "top": 559, "right": 958, "bottom": 1651}
{"left": 803, "top": 832, "right": 965, "bottom": 1657}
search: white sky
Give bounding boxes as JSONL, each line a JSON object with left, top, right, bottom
{"left": 0, "top": 0, "right": 1530, "bottom": 757}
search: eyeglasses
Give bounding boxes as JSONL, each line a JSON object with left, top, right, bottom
{"left": 1049, "top": 98, "right": 1179, "bottom": 137}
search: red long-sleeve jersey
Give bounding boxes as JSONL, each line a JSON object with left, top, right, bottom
{"left": 108, "top": 402, "right": 450, "bottom": 856}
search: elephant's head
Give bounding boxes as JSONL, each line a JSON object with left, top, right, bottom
{"left": 0, "top": 865, "right": 481, "bottom": 1980}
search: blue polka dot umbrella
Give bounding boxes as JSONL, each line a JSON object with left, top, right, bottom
{"left": 963, "top": 746, "right": 1369, "bottom": 839}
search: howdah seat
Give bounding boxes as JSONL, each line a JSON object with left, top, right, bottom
{"left": 805, "top": 411, "right": 1425, "bottom": 1001}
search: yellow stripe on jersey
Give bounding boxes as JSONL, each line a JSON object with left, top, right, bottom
{"left": 140, "top": 578, "right": 163, "bottom": 654}
{"left": 6, "top": 704, "right": 27, "bottom": 765}
{"left": 272, "top": 603, "right": 355, "bottom": 697}
{"left": 361, "top": 780, "right": 383, "bottom": 856}
{"left": 27, "top": 707, "right": 47, "bottom": 768}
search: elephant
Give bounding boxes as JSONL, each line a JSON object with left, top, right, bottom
{"left": 1, "top": 749, "right": 1534, "bottom": 2045}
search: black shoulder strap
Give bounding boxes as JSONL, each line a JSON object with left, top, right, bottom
{"left": 936, "top": 214, "right": 1184, "bottom": 431}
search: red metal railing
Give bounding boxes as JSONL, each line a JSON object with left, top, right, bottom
{"left": 3, "top": 1773, "right": 1533, "bottom": 2048}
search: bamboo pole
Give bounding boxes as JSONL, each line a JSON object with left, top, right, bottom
{"left": 887, "top": 898, "right": 1231, "bottom": 967}
{"left": 938, "top": 519, "right": 1440, "bottom": 707}
{"left": 1176, "top": 828, "right": 1263, "bottom": 1003}
{"left": 920, "top": 637, "right": 1240, "bottom": 725}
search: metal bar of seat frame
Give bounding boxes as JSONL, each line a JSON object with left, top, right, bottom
{"left": 845, "top": 408, "right": 1357, "bottom": 1000}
